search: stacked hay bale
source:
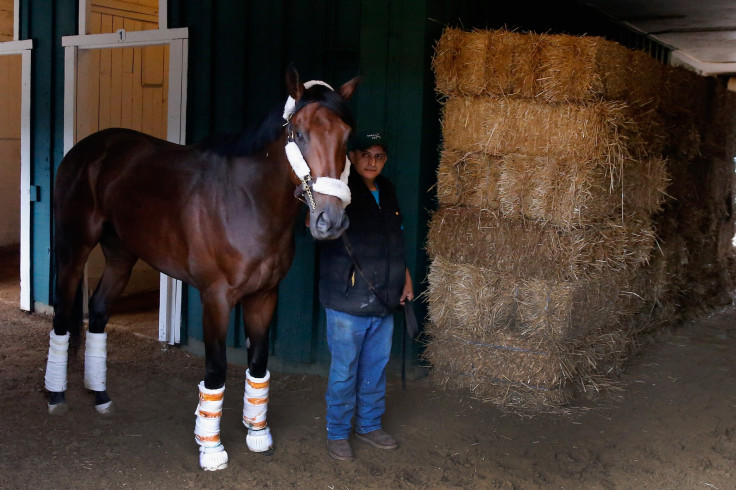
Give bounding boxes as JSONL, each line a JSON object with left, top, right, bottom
{"left": 426, "top": 28, "right": 736, "bottom": 411}
{"left": 654, "top": 66, "right": 736, "bottom": 317}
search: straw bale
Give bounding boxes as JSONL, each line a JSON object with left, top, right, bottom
{"left": 498, "top": 154, "right": 668, "bottom": 228}
{"left": 455, "top": 30, "right": 491, "bottom": 96}
{"left": 433, "top": 28, "right": 543, "bottom": 99}
{"left": 432, "top": 27, "right": 462, "bottom": 98}
{"left": 423, "top": 334, "right": 574, "bottom": 409}
{"left": 626, "top": 50, "right": 665, "bottom": 109}
{"left": 433, "top": 28, "right": 664, "bottom": 106}
{"left": 536, "top": 34, "right": 604, "bottom": 103}
{"left": 659, "top": 65, "right": 712, "bottom": 119}
{"left": 703, "top": 82, "right": 736, "bottom": 159}
{"left": 436, "top": 149, "right": 502, "bottom": 208}
{"left": 595, "top": 39, "right": 637, "bottom": 102}
{"left": 662, "top": 117, "right": 702, "bottom": 161}
{"left": 441, "top": 95, "right": 657, "bottom": 163}
{"left": 423, "top": 319, "right": 636, "bottom": 411}
{"left": 535, "top": 36, "right": 663, "bottom": 106}
{"left": 494, "top": 30, "right": 543, "bottom": 99}
{"left": 437, "top": 150, "right": 668, "bottom": 228}
{"left": 426, "top": 256, "right": 635, "bottom": 343}
{"left": 426, "top": 206, "right": 656, "bottom": 280}
{"left": 618, "top": 156, "right": 670, "bottom": 215}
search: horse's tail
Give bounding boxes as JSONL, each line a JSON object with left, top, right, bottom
{"left": 52, "top": 246, "right": 86, "bottom": 355}
{"left": 53, "top": 209, "right": 84, "bottom": 355}
{"left": 68, "top": 281, "right": 85, "bottom": 354}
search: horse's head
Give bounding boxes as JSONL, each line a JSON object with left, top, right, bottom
{"left": 284, "top": 66, "right": 359, "bottom": 241}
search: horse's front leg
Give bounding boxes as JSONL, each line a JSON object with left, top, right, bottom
{"left": 240, "top": 289, "right": 278, "bottom": 455}
{"left": 194, "top": 290, "right": 231, "bottom": 471}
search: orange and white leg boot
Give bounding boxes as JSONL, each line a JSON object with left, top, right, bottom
{"left": 242, "top": 369, "right": 274, "bottom": 453}
{"left": 194, "top": 381, "right": 229, "bottom": 471}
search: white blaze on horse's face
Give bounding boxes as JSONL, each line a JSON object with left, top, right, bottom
{"left": 284, "top": 81, "right": 352, "bottom": 241}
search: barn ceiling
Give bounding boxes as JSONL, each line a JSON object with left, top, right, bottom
{"left": 580, "top": 0, "right": 736, "bottom": 75}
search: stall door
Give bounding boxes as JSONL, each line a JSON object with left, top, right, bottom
{"left": 0, "top": 54, "right": 21, "bottom": 253}
{"left": 76, "top": 3, "right": 169, "bottom": 302}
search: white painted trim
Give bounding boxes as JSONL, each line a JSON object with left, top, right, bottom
{"left": 669, "top": 50, "right": 736, "bottom": 76}
{"left": 18, "top": 46, "right": 33, "bottom": 311}
{"left": 179, "top": 39, "right": 188, "bottom": 140}
{"left": 63, "top": 47, "right": 77, "bottom": 154}
{"left": 159, "top": 275, "right": 181, "bottom": 344}
{"left": 13, "top": 0, "right": 19, "bottom": 41}
{"left": 159, "top": 0, "right": 167, "bottom": 30}
{"left": 1, "top": 41, "right": 34, "bottom": 311}
{"left": 62, "top": 27, "right": 188, "bottom": 48}
{"left": 158, "top": 37, "right": 189, "bottom": 345}
{"left": 0, "top": 40, "right": 33, "bottom": 53}
{"left": 79, "top": 1, "right": 88, "bottom": 36}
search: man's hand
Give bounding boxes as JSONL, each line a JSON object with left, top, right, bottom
{"left": 400, "top": 268, "right": 414, "bottom": 305}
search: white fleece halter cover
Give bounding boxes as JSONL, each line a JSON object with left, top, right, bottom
{"left": 283, "top": 80, "right": 351, "bottom": 208}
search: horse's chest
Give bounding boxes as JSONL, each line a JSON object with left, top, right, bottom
{"left": 232, "top": 250, "right": 292, "bottom": 296}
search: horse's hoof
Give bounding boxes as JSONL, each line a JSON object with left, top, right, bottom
{"left": 48, "top": 402, "right": 69, "bottom": 416}
{"left": 48, "top": 391, "right": 68, "bottom": 415}
{"left": 247, "top": 427, "right": 274, "bottom": 454}
{"left": 94, "top": 400, "right": 114, "bottom": 415}
{"left": 90, "top": 390, "right": 113, "bottom": 415}
{"left": 199, "top": 445, "right": 228, "bottom": 471}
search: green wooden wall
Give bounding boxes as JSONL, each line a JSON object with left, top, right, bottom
{"left": 21, "top": 0, "right": 78, "bottom": 310}
{"left": 168, "top": 0, "right": 437, "bottom": 374}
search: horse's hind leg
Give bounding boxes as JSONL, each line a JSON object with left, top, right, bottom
{"left": 240, "top": 289, "right": 278, "bottom": 455}
{"left": 85, "top": 230, "right": 138, "bottom": 414}
{"left": 46, "top": 236, "right": 96, "bottom": 415}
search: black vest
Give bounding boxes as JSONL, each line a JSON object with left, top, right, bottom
{"left": 318, "top": 172, "right": 406, "bottom": 316}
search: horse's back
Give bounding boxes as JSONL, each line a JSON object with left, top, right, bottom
{"left": 59, "top": 128, "right": 178, "bottom": 175}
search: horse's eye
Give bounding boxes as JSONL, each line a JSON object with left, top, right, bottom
{"left": 295, "top": 131, "right": 304, "bottom": 140}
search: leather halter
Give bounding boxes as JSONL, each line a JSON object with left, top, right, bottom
{"left": 282, "top": 81, "right": 351, "bottom": 213}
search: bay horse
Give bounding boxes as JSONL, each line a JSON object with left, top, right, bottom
{"left": 43, "top": 66, "right": 358, "bottom": 470}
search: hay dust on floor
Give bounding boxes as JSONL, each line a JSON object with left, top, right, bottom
{"left": 0, "top": 252, "right": 734, "bottom": 489}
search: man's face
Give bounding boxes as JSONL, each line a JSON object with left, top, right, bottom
{"left": 351, "top": 144, "right": 388, "bottom": 183}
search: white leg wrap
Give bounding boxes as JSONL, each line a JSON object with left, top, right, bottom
{"left": 84, "top": 332, "right": 107, "bottom": 391}
{"left": 243, "top": 369, "right": 274, "bottom": 453}
{"left": 194, "top": 381, "right": 228, "bottom": 471}
{"left": 45, "top": 331, "right": 69, "bottom": 393}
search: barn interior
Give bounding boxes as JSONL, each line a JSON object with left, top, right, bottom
{"left": 0, "top": 0, "right": 735, "bottom": 487}
{"left": 0, "top": 0, "right": 734, "bottom": 406}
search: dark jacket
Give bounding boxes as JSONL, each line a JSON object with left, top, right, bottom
{"left": 319, "top": 172, "right": 406, "bottom": 316}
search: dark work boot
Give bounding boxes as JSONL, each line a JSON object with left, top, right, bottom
{"left": 327, "top": 439, "right": 355, "bottom": 461}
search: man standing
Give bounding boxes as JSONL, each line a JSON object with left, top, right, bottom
{"left": 318, "top": 130, "right": 414, "bottom": 461}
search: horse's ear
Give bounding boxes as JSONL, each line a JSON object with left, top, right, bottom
{"left": 338, "top": 76, "right": 361, "bottom": 101}
{"left": 286, "top": 63, "right": 305, "bottom": 101}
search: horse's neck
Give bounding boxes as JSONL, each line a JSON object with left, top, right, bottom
{"left": 227, "top": 140, "right": 301, "bottom": 228}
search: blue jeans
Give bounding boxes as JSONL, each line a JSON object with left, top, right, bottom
{"left": 325, "top": 308, "right": 394, "bottom": 440}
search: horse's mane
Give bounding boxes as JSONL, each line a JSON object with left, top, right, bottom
{"left": 196, "top": 85, "right": 355, "bottom": 158}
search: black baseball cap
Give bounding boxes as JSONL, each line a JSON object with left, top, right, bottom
{"left": 351, "top": 130, "right": 388, "bottom": 152}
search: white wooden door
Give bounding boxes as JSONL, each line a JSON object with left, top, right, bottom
{"left": 63, "top": 24, "right": 188, "bottom": 344}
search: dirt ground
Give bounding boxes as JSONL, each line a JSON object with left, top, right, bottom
{"left": 1, "top": 252, "right": 734, "bottom": 489}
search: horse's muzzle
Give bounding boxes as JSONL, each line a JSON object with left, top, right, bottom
{"left": 311, "top": 207, "right": 349, "bottom": 240}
